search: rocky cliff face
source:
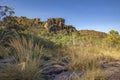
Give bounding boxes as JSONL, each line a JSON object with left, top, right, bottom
{"left": 44, "top": 18, "right": 76, "bottom": 32}
{"left": 44, "top": 18, "right": 65, "bottom": 32}
{"left": 79, "top": 30, "right": 107, "bottom": 38}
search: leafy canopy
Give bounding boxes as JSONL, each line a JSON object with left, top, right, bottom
{"left": 0, "top": 6, "right": 14, "bottom": 20}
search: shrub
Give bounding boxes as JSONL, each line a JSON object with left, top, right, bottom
{"left": 103, "top": 30, "right": 120, "bottom": 47}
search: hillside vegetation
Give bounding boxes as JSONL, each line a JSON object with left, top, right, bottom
{"left": 0, "top": 6, "right": 120, "bottom": 80}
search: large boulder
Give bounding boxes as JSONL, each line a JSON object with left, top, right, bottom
{"left": 101, "top": 61, "right": 120, "bottom": 80}
{"left": 0, "top": 56, "right": 15, "bottom": 63}
{"left": 39, "top": 63, "right": 68, "bottom": 80}
{"left": 54, "top": 71, "right": 83, "bottom": 80}
{"left": 0, "top": 56, "right": 16, "bottom": 70}
{"left": 40, "top": 64, "right": 67, "bottom": 75}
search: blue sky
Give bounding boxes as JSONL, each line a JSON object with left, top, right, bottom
{"left": 0, "top": 0, "right": 120, "bottom": 33}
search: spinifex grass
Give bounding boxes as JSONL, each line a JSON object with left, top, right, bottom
{"left": 0, "top": 36, "right": 44, "bottom": 80}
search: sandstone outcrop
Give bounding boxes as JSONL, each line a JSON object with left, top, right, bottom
{"left": 44, "top": 18, "right": 76, "bottom": 32}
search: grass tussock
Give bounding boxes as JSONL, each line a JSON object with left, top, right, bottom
{"left": 0, "top": 36, "right": 44, "bottom": 80}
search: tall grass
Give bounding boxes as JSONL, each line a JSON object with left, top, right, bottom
{"left": 63, "top": 46, "right": 103, "bottom": 71}
{"left": 59, "top": 43, "right": 120, "bottom": 80}
{"left": 63, "top": 45, "right": 120, "bottom": 71}
{"left": 10, "top": 36, "right": 43, "bottom": 62}
{"left": 0, "top": 36, "right": 44, "bottom": 80}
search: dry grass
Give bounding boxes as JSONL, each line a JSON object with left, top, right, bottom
{"left": 0, "top": 36, "right": 44, "bottom": 80}
{"left": 63, "top": 46, "right": 103, "bottom": 71}
{"left": 0, "top": 46, "right": 10, "bottom": 58}
{"left": 81, "top": 69, "right": 107, "bottom": 80}
{"left": 0, "top": 64, "right": 44, "bottom": 80}
{"left": 59, "top": 44, "right": 120, "bottom": 80}
{"left": 10, "top": 36, "right": 44, "bottom": 62}
{"left": 63, "top": 45, "right": 120, "bottom": 71}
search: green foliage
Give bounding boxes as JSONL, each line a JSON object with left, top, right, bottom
{"left": 0, "top": 6, "right": 14, "bottom": 20}
{"left": 103, "top": 30, "right": 120, "bottom": 47}
{"left": 0, "top": 16, "right": 21, "bottom": 30}
{"left": 18, "top": 33, "right": 56, "bottom": 49}
{"left": 108, "top": 30, "right": 119, "bottom": 36}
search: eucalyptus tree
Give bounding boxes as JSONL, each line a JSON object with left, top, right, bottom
{"left": 0, "top": 5, "right": 14, "bottom": 20}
